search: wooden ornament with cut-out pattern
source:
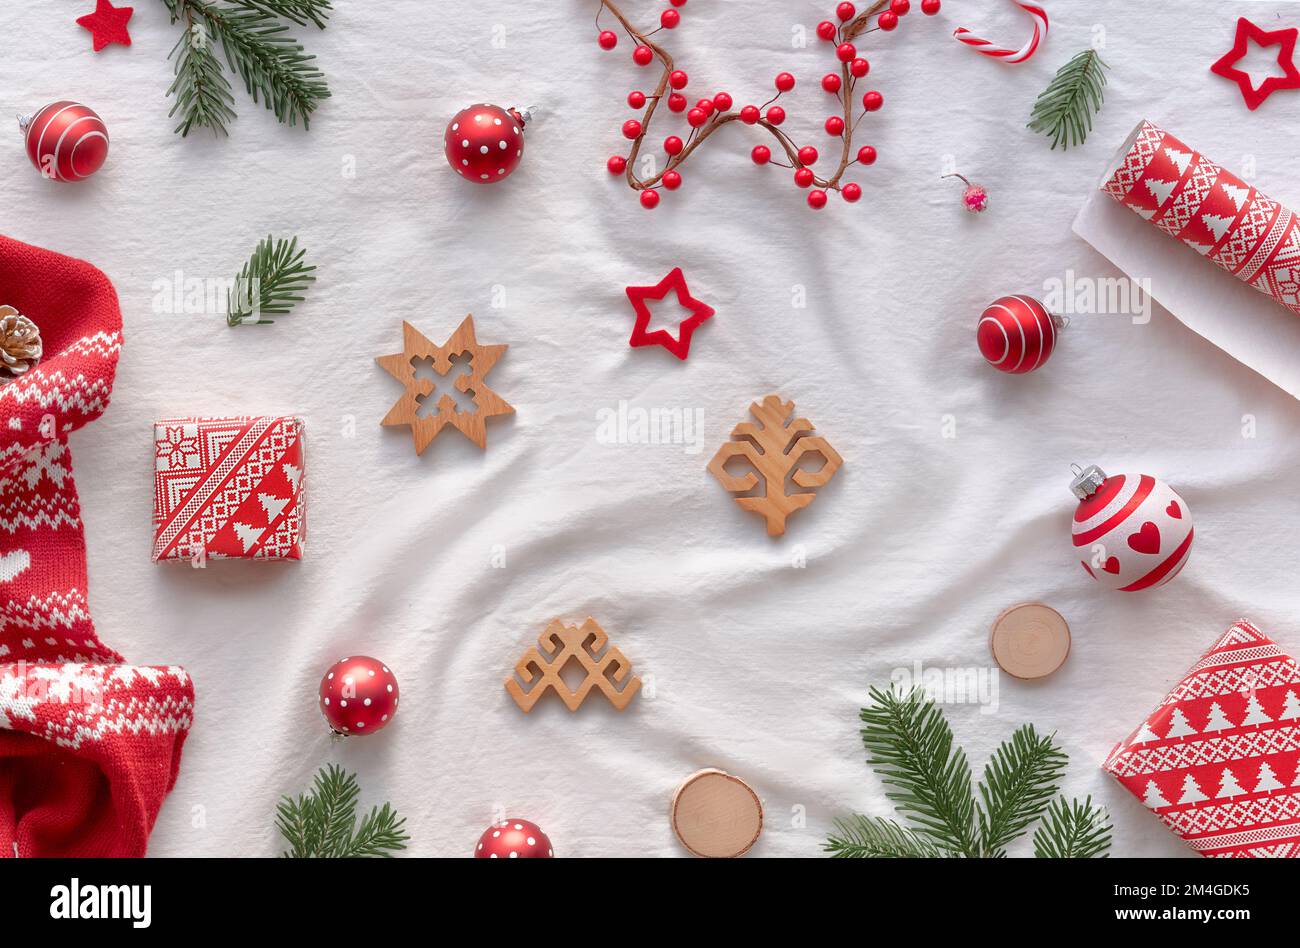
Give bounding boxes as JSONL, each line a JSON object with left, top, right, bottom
{"left": 505, "top": 617, "right": 641, "bottom": 713}
{"left": 376, "top": 315, "right": 514, "bottom": 455}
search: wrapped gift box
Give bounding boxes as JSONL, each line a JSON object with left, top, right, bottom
{"left": 152, "top": 416, "right": 305, "bottom": 562}
{"left": 1104, "top": 620, "right": 1300, "bottom": 857}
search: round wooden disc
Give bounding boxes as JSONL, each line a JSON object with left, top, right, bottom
{"left": 990, "top": 603, "right": 1071, "bottom": 679}
{"left": 671, "top": 769, "right": 763, "bottom": 858}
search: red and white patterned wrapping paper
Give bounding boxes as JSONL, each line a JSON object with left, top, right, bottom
{"left": 1102, "top": 120, "right": 1300, "bottom": 318}
{"left": 152, "top": 416, "right": 305, "bottom": 562}
{"left": 1104, "top": 620, "right": 1300, "bottom": 858}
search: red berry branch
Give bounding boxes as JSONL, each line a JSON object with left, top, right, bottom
{"left": 597, "top": 0, "right": 943, "bottom": 210}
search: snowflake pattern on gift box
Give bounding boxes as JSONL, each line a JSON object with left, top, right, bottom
{"left": 154, "top": 424, "right": 200, "bottom": 471}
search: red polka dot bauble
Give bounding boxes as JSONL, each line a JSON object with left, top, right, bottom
{"left": 21, "top": 101, "right": 109, "bottom": 182}
{"left": 976, "top": 295, "right": 1060, "bottom": 374}
{"left": 443, "top": 103, "right": 526, "bottom": 184}
{"left": 474, "top": 819, "right": 553, "bottom": 858}
{"left": 1069, "top": 464, "right": 1194, "bottom": 593}
{"left": 318, "top": 656, "right": 399, "bottom": 736}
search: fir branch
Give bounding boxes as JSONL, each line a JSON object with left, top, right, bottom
{"left": 1027, "top": 49, "right": 1110, "bottom": 150}
{"left": 227, "top": 234, "right": 316, "bottom": 326}
{"left": 824, "top": 815, "right": 956, "bottom": 858}
{"left": 167, "top": 19, "right": 238, "bottom": 137}
{"left": 1033, "top": 796, "right": 1113, "bottom": 859}
{"left": 976, "top": 725, "right": 1067, "bottom": 856}
{"left": 223, "top": 0, "right": 333, "bottom": 29}
{"left": 859, "top": 686, "right": 980, "bottom": 857}
{"left": 276, "top": 765, "right": 409, "bottom": 858}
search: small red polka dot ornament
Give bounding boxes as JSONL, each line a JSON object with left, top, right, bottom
{"left": 475, "top": 819, "right": 554, "bottom": 858}
{"left": 443, "top": 103, "right": 529, "bottom": 183}
{"left": 318, "top": 656, "right": 399, "bottom": 736}
{"left": 977, "top": 295, "right": 1063, "bottom": 374}
{"left": 19, "top": 101, "right": 109, "bottom": 182}
{"left": 1069, "top": 464, "right": 1194, "bottom": 593}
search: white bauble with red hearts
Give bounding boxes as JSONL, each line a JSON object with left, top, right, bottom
{"left": 1069, "top": 465, "right": 1194, "bottom": 592}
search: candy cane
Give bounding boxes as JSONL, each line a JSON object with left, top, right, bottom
{"left": 953, "top": 1, "right": 1049, "bottom": 64}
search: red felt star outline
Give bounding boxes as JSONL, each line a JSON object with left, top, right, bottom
{"left": 1210, "top": 17, "right": 1300, "bottom": 111}
{"left": 624, "top": 267, "right": 714, "bottom": 361}
{"left": 77, "top": 0, "right": 134, "bottom": 52}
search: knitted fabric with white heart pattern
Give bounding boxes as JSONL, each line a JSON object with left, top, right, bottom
{"left": 0, "top": 234, "right": 193, "bottom": 857}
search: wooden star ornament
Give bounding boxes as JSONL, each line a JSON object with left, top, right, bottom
{"left": 376, "top": 316, "right": 514, "bottom": 455}
{"left": 77, "top": 0, "right": 134, "bottom": 52}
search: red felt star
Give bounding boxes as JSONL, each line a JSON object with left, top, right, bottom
{"left": 624, "top": 267, "right": 715, "bottom": 360}
{"left": 76, "top": 0, "right": 134, "bottom": 52}
{"left": 1210, "top": 16, "right": 1300, "bottom": 111}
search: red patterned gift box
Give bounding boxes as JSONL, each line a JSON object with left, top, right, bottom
{"left": 152, "top": 416, "right": 305, "bottom": 562}
{"left": 1104, "top": 620, "right": 1300, "bottom": 857}
{"left": 1101, "top": 119, "right": 1300, "bottom": 317}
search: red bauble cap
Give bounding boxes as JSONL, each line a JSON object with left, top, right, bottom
{"left": 443, "top": 103, "right": 526, "bottom": 184}
{"left": 319, "top": 656, "right": 399, "bottom": 735}
{"left": 22, "top": 102, "right": 109, "bottom": 181}
{"left": 475, "top": 819, "right": 553, "bottom": 858}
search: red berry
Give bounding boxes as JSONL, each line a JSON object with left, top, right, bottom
{"left": 633, "top": 45, "right": 654, "bottom": 66}
{"left": 766, "top": 105, "right": 786, "bottom": 125}
{"left": 891, "top": 0, "right": 911, "bottom": 13}
{"left": 862, "top": 90, "right": 883, "bottom": 111}
{"left": 661, "top": 9, "right": 680, "bottom": 28}
{"left": 662, "top": 170, "right": 682, "bottom": 190}
{"left": 841, "top": 182, "right": 862, "bottom": 202}
{"left": 816, "top": 20, "right": 837, "bottom": 41}
{"left": 628, "top": 90, "right": 647, "bottom": 108}
{"left": 687, "top": 108, "right": 708, "bottom": 127}
{"left": 836, "top": 2, "right": 856, "bottom": 21}
{"left": 696, "top": 98, "right": 715, "bottom": 115}
{"left": 798, "top": 145, "right": 819, "bottom": 165}
{"left": 879, "top": 11, "right": 898, "bottom": 30}
{"left": 751, "top": 145, "right": 771, "bottom": 165}
{"left": 822, "top": 73, "right": 842, "bottom": 94}
{"left": 607, "top": 155, "right": 627, "bottom": 174}
{"left": 640, "top": 188, "right": 660, "bottom": 209}
{"left": 622, "top": 119, "right": 643, "bottom": 139}
{"left": 713, "top": 92, "right": 733, "bottom": 111}
{"left": 740, "top": 105, "right": 760, "bottom": 124}
{"left": 599, "top": 30, "right": 618, "bottom": 50}
{"left": 668, "top": 93, "right": 688, "bottom": 112}
{"left": 857, "top": 145, "right": 877, "bottom": 164}
{"left": 775, "top": 72, "right": 796, "bottom": 92}
{"left": 669, "top": 69, "right": 689, "bottom": 89}
{"left": 850, "top": 58, "right": 870, "bottom": 77}
{"left": 836, "top": 43, "right": 856, "bottom": 62}
{"left": 921, "top": 0, "right": 940, "bottom": 13}
{"left": 808, "top": 189, "right": 829, "bottom": 209}
{"left": 794, "top": 167, "right": 814, "bottom": 188}
{"left": 670, "top": 0, "right": 687, "bottom": 5}
{"left": 664, "top": 135, "right": 683, "bottom": 155}
{"left": 825, "top": 115, "right": 846, "bottom": 136}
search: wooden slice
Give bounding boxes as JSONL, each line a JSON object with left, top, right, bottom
{"left": 671, "top": 769, "right": 763, "bottom": 858}
{"left": 989, "top": 602, "right": 1071, "bottom": 680}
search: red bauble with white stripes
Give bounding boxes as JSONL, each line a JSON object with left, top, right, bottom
{"left": 1069, "top": 464, "right": 1194, "bottom": 593}
{"left": 474, "top": 819, "right": 553, "bottom": 858}
{"left": 318, "top": 656, "right": 399, "bottom": 736}
{"left": 21, "top": 101, "right": 109, "bottom": 182}
{"left": 976, "top": 295, "right": 1060, "bottom": 374}
{"left": 444, "top": 103, "right": 526, "bottom": 184}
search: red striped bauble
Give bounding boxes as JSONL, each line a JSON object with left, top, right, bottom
{"left": 976, "top": 294, "right": 1058, "bottom": 374}
{"left": 22, "top": 101, "right": 109, "bottom": 182}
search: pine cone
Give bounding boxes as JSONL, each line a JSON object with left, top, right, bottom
{"left": 0, "top": 305, "right": 42, "bottom": 376}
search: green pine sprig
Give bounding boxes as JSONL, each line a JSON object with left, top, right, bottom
{"left": 825, "top": 686, "right": 1112, "bottom": 859}
{"left": 164, "top": 0, "right": 332, "bottom": 137}
{"left": 227, "top": 234, "right": 316, "bottom": 326}
{"left": 276, "top": 765, "right": 409, "bottom": 858}
{"left": 1027, "top": 48, "right": 1110, "bottom": 150}
{"left": 1033, "top": 795, "right": 1113, "bottom": 858}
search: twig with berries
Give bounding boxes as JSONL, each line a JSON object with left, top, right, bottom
{"left": 597, "top": 0, "right": 942, "bottom": 210}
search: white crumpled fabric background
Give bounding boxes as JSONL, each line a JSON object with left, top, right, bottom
{"left": 4, "top": 0, "right": 1300, "bottom": 858}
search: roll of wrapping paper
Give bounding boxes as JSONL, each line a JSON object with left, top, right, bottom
{"left": 1101, "top": 119, "right": 1300, "bottom": 317}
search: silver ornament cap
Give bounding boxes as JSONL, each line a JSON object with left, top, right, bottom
{"left": 1069, "top": 463, "right": 1108, "bottom": 500}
